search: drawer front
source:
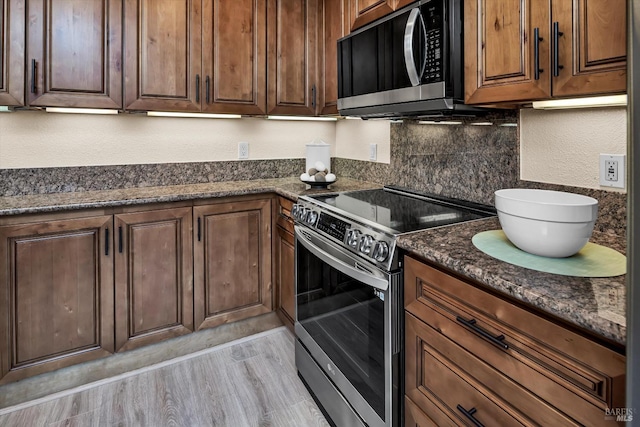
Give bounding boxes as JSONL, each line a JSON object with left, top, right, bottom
{"left": 404, "top": 256, "right": 626, "bottom": 426}
{"left": 277, "top": 196, "right": 294, "bottom": 233}
{"left": 406, "top": 313, "right": 569, "bottom": 427}
{"left": 405, "top": 396, "right": 450, "bottom": 427}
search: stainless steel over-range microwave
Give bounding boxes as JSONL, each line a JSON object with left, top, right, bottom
{"left": 337, "top": 0, "right": 478, "bottom": 118}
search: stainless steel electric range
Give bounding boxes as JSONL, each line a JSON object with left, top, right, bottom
{"left": 292, "top": 186, "right": 495, "bottom": 427}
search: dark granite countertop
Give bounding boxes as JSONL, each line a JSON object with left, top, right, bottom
{"left": 0, "top": 181, "right": 626, "bottom": 345}
{"left": 397, "top": 217, "right": 626, "bottom": 345}
{"left": 0, "top": 177, "right": 381, "bottom": 216}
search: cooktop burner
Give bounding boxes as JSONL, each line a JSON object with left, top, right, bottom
{"left": 293, "top": 186, "right": 495, "bottom": 271}
{"left": 309, "top": 187, "right": 493, "bottom": 234}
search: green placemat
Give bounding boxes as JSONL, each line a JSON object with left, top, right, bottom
{"left": 472, "top": 230, "right": 626, "bottom": 277}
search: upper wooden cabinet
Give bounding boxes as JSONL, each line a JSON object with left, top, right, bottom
{"left": 27, "top": 0, "right": 122, "bottom": 108}
{"left": 551, "top": 0, "right": 627, "bottom": 97}
{"left": 464, "top": 0, "right": 627, "bottom": 105}
{"left": 267, "top": 0, "right": 320, "bottom": 116}
{"left": 0, "top": 0, "right": 25, "bottom": 106}
{"left": 347, "top": 0, "right": 416, "bottom": 32}
{"left": 125, "top": 0, "right": 268, "bottom": 114}
{"left": 202, "top": 0, "right": 267, "bottom": 115}
{"left": 348, "top": 0, "right": 394, "bottom": 31}
{"left": 319, "top": 0, "right": 348, "bottom": 115}
{"left": 124, "top": 0, "right": 202, "bottom": 112}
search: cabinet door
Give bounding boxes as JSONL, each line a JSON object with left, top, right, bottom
{"left": 551, "top": 0, "right": 626, "bottom": 97}
{"left": 319, "top": 0, "right": 347, "bottom": 115}
{"left": 348, "top": 0, "right": 394, "bottom": 31}
{"left": 0, "top": 216, "right": 114, "bottom": 385}
{"left": 124, "top": 0, "right": 202, "bottom": 112}
{"left": 193, "top": 198, "right": 272, "bottom": 330}
{"left": 201, "top": 0, "right": 267, "bottom": 115}
{"left": 114, "top": 207, "right": 193, "bottom": 352}
{"left": 0, "top": 0, "right": 25, "bottom": 106}
{"left": 26, "top": 0, "right": 122, "bottom": 108}
{"left": 275, "top": 225, "right": 294, "bottom": 330}
{"left": 267, "top": 0, "right": 319, "bottom": 115}
{"left": 464, "top": 0, "right": 552, "bottom": 104}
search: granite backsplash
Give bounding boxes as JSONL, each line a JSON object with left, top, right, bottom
{"left": 0, "top": 159, "right": 305, "bottom": 197}
{"left": 334, "top": 115, "right": 626, "bottom": 237}
{"left": 0, "top": 112, "right": 626, "bottom": 236}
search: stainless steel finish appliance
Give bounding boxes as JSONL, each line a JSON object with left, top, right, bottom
{"left": 293, "top": 186, "right": 495, "bottom": 427}
{"left": 337, "top": 0, "right": 484, "bottom": 118}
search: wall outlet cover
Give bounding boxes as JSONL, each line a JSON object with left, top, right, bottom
{"left": 238, "top": 141, "right": 249, "bottom": 159}
{"left": 369, "top": 143, "right": 377, "bottom": 161}
{"left": 599, "top": 154, "right": 625, "bottom": 188}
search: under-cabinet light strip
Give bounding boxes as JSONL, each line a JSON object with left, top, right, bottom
{"left": 45, "top": 107, "right": 119, "bottom": 115}
{"left": 532, "top": 95, "right": 627, "bottom": 109}
{"left": 147, "top": 111, "right": 242, "bottom": 119}
{"left": 267, "top": 115, "right": 338, "bottom": 121}
{"left": 418, "top": 120, "right": 462, "bottom": 125}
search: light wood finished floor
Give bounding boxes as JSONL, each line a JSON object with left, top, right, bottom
{"left": 0, "top": 328, "right": 330, "bottom": 427}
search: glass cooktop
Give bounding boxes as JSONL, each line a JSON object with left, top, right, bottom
{"left": 308, "top": 186, "right": 495, "bottom": 234}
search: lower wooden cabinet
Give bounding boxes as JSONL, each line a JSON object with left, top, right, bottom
{"left": 0, "top": 194, "right": 278, "bottom": 384}
{"left": 0, "top": 214, "right": 114, "bottom": 384}
{"left": 114, "top": 206, "right": 193, "bottom": 352}
{"left": 193, "top": 196, "right": 272, "bottom": 330}
{"left": 275, "top": 196, "right": 295, "bottom": 330}
{"left": 404, "top": 255, "right": 626, "bottom": 427}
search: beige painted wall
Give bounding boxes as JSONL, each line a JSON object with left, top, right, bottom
{"left": 0, "top": 108, "right": 628, "bottom": 194}
{"left": 335, "top": 119, "right": 391, "bottom": 163}
{"left": 0, "top": 111, "right": 336, "bottom": 168}
{"left": 519, "top": 107, "right": 627, "bottom": 191}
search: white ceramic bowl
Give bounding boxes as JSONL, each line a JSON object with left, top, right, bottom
{"left": 494, "top": 189, "right": 598, "bottom": 258}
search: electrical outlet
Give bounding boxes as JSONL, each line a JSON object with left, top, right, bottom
{"left": 599, "top": 154, "right": 625, "bottom": 188}
{"left": 369, "top": 143, "right": 377, "bottom": 161}
{"left": 238, "top": 142, "right": 249, "bottom": 159}
{"left": 605, "top": 160, "right": 618, "bottom": 181}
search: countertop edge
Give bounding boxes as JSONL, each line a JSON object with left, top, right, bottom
{"left": 397, "top": 219, "right": 626, "bottom": 346}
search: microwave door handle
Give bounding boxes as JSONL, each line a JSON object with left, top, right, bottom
{"left": 295, "top": 226, "right": 389, "bottom": 291}
{"left": 404, "top": 8, "right": 422, "bottom": 86}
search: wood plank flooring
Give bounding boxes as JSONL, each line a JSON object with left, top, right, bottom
{"left": 0, "top": 328, "right": 330, "bottom": 427}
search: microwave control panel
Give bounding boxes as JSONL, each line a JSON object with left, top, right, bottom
{"left": 422, "top": 2, "right": 444, "bottom": 83}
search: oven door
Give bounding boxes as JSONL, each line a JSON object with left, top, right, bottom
{"left": 294, "top": 225, "right": 401, "bottom": 427}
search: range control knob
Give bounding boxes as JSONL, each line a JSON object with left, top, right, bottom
{"left": 306, "top": 210, "right": 318, "bottom": 225}
{"left": 372, "top": 241, "right": 390, "bottom": 262}
{"left": 347, "top": 229, "right": 361, "bottom": 249}
{"left": 359, "top": 234, "right": 375, "bottom": 255}
{"left": 300, "top": 208, "right": 310, "bottom": 222}
{"left": 292, "top": 204, "right": 300, "bottom": 220}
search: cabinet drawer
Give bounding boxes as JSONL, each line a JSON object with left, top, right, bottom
{"left": 405, "top": 396, "right": 448, "bottom": 427}
{"left": 277, "top": 196, "right": 294, "bottom": 233}
{"left": 406, "top": 313, "right": 571, "bottom": 427}
{"left": 404, "top": 256, "right": 626, "bottom": 426}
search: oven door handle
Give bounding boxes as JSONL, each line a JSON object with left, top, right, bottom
{"left": 295, "top": 226, "right": 389, "bottom": 291}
